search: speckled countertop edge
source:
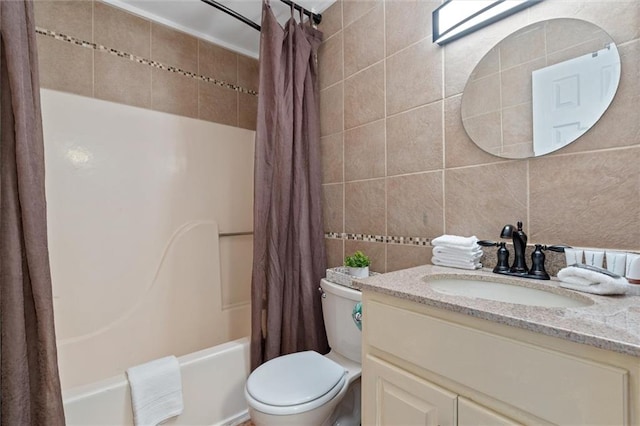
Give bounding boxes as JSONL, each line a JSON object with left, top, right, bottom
{"left": 351, "top": 265, "right": 640, "bottom": 358}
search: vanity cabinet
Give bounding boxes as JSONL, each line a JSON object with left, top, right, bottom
{"left": 362, "top": 291, "right": 638, "bottom": 425}
{"left": 364, "top": 354, "right": 518, "bottom": 426}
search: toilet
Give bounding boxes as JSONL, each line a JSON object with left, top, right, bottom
{"left": 245, "top": 278, "right": 362, "bottom": 426}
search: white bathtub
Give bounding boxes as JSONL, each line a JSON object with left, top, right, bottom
{"left": 63, "top": 338, "right": 251, "bottom": 426}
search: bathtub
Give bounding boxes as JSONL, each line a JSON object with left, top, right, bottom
{"left": 63, "top": 338, "right": 251, "bottom": 426}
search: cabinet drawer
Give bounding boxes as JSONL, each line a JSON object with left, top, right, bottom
{"left": 366, "top": 300, "right": 629, "bottom": 425}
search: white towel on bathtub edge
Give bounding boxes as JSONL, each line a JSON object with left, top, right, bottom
{"left": 126, "top": 355, "right": 184, "bottom": 426}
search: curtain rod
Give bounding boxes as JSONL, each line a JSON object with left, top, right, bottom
{"left": 200, "top": 0, "right": 322, "bottom": 32}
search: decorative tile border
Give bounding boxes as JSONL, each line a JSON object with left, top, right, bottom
{"left": 325, "top": 232, "right": 431, "bottom": 246}
{"left": 387, "top": 236, "right": 431, "bottom": 246}
{"left": 35, "top": 27, "right": 258, "bottom": 97}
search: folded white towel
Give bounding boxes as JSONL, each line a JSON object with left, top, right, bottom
{"left": 557, "top": 266, "right": 630, "bottom": 295}
{"left": 433, "top": 253, "right": 482, "bottom": 266}
{"left": 432, "top": 246, "right": 483, "bottom": 260}
{"left": 431, "top": 256, "right": 481, "bottom": 270}
{"left": 127, "top": 356, "right": 184, "bottom": 426}
{"left": 431, "top": 235, "right": 479, "bottom": 249}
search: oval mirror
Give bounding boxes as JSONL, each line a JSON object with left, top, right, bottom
{"left": 461, "top": 18, "right": 620, "bottom": 159}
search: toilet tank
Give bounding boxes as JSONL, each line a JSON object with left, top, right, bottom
{"left": 320, "top": 279, "right": 362, "bottom": 363}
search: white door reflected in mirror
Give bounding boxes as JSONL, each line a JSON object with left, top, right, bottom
{"left": 532, "top": 44, "right": 620, "bottom": 156}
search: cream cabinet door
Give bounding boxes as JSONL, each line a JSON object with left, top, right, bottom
{"left": 363, "top": 355, "right": 457, "bottom": 426}
{"left": 458, "top": 397, "right": 521, "bottom": 426}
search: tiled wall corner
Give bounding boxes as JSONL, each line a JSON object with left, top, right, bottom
{"left": 34, "top": 0, "right": 259, "bottom": 130}
{"left": 318, "top": 0, "right": 640, "bottom": 273}
{"left": 318, "top": 0, "right": 343, "bottom": 39}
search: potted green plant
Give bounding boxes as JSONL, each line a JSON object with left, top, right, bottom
{"left": 344, "top": 251, "right": 370, "bottom": 278}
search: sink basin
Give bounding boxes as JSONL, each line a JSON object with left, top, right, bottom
{"left": 429, "top": 278, "right": 592, "bottom": 308}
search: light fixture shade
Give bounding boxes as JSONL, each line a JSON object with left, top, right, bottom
{"left": 433, "top": 0, "right": 543, "bottom": 45}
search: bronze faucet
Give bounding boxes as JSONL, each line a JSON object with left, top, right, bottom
{"left": 479, "top": 221, "right": 569, "bottom": 281}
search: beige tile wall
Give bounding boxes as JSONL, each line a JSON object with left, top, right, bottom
{"left": 34, "top": 0, "right": 258, "bottom": 130}
{"left": 318, "top": 0, "right": 640, "bottom": 274}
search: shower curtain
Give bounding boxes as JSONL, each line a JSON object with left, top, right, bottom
{"left": 0, "top": 2, "right": 66, "bottom": 424}
{"left": 250, "top": 0, "right": 329, "bottom": 370}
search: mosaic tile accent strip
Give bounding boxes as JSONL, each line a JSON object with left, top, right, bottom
{"left": 35, "top": 27, "right": 258, "bottom": 97}
{"left": 324, "top": 232, "right": 431, "bottom": 246}
{"left": 325, "top": 232, "right": 344, "bottom": 239}
{"left": 387, "top": 236, "right": 431, "bottom": 246}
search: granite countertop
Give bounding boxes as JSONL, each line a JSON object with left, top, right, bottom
{"left": 352, "top": 265, "right": 640, "bottom": 358}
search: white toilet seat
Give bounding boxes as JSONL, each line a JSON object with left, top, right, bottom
{"left": 245, "top": 351, "right": 347, "bottom": 416}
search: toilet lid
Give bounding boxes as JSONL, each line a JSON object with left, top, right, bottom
{"left": 246, "top": 351, "right": 346, "bottom": 407}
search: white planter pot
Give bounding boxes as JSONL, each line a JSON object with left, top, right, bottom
{"left": 347, "top": 266, "right": 369, "bottom": 278}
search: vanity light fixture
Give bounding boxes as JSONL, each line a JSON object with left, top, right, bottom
{"left": 433, "top": 0, "right": 543, "bottom": 45}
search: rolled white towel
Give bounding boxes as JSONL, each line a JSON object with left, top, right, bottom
{"left": 432, "top": 246, "right": 483, "bottom": 260}
{"left": 431, "top": 256, "right": 481, "bottom": 270}
{"left": 431, "top": 235, "right": 479, "bottom": 249}
{"left": 557, "top": 266, "right": 630, "bottom": 295}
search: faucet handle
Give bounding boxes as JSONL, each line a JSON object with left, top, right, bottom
{"left": 477, "top": 240, "right": 511, "bottom": 273}
{"left": 528, "top": 244, "right": 550, "bottom": 280}
{"left": 494, "top": 242, "right": 510, "bottom": 273}
{"left": 543, "top": 244, "right": 571, "bottom": 253}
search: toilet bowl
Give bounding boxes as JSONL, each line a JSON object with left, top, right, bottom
{"left": 245, "top": 278, "right": 362, "bottom": 426}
